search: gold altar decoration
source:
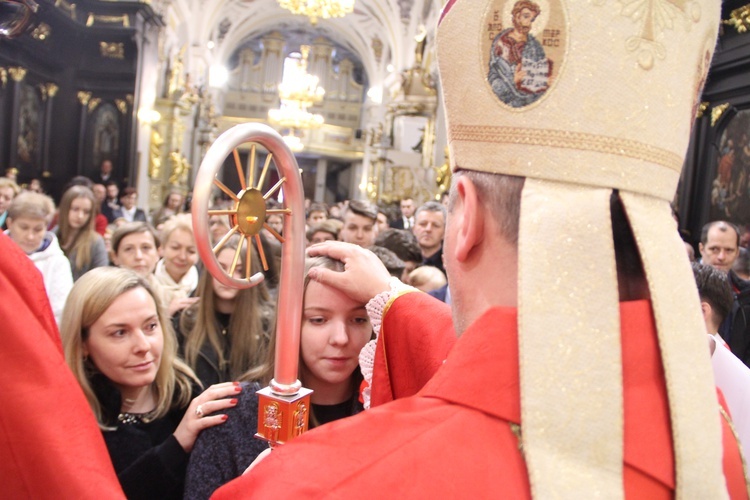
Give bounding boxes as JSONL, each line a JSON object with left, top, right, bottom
{"left": 277, "top": 0, "right": 354, "bottom": 25}
{"left": 86, "top": 13, "right": 129, "bottom": 28}
{"left": 76, "top": 91, "right": 92, "bottom": 106}
{"left": 168, "top": 150, "right": 190, "bottom": 185}
{"left": 149, "top": 130, "right": 163, "bottom": 179}
{"left": 723, "top": 5, "right": 750, "bottom": 33}
{"left": 9, "top": 67, "right": 27, "bottom": 82}
{"left": 54, "top": 0, "right": 76, "bottom": 19}
{"left": 711, "top": 103, "right": 731, "bottom": 127}
{"left": 100, "top": 42, "right": 125, "bottom": 60}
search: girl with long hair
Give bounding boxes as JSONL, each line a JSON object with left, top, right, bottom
{"left": 61, "top": 267, "right": 242, "bottom": 499}
{"left": 177, "top": 237, "right": 274, "bottom": 387}
{"left": 56, "top": 185, "right": 108, "bottom": 281}
{"left": 183, "top": 256, "right": 371, "bottom": 499}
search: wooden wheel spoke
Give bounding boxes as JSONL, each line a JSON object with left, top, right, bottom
{"left": 247, "top": 144, "right": 256, "bottom": 188}
{"left": 263, "top": 223, "right": 285, "bottom": 244}
{"left": 245, "top": 235, "right": 253, "bottom": 279}
{"left": 208, "top": 209, "right": 237, "bottom": 216}
{"left": 233, "top": 149, "right": 246, "bottom": 190}
{"left": 263, "top": 177, "right": 286, "bottom": 200}
{"left": 213, "top": 225, "right": 239, "bottom": 254}
{"left": 266, "top": 208, "right": 292, "bottom": 215}
{"left": 255, "top": 234, "right": 269, "bottom": 271}
{"left": 257, "top": 153, "right": 273, "bottom": 190}
{"left": 229, "top": 237, "right": 243, "bottom": 277}
{"left": 213, "top": 178, "right": 240, "bottom": 202}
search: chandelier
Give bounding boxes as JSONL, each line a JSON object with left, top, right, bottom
{"left": 277, "top": 0, "right": 354, "bottom": 25}
{"left": 269, "top": 46, "right": 325, "bottom": 150}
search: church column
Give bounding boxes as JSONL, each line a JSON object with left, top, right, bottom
{"left": 41, "top": 83, "right": 58, "bottom": 175}
{"left": 76, "top": 91, "right": 92, "bottom": 175}
{"left": 8, "top": 67, "right": 26, "bottom": 166}
{"left": 314, "top": 157, "right": 328, "bottom": 202}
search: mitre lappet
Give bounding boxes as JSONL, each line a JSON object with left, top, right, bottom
{"left": 437, "top": 0, "right": 724, "bottom": 497}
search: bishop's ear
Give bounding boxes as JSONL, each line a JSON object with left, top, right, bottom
{"left": 453, "top": 176, "right": 484, "bottom": 263}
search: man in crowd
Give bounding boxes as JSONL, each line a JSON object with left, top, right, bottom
{"left": 101, "top": 180, "right": 121, "bottom": 223}
{"left": 114, "top": 187, "right": 147, "bottom": 223}
{"left": 390, "top": 197, "right": 415, "bottom": 230}
{"left": 413, "top": 201, "right": 446, "bottom": 275}
{"left": 92, "top": 159, "right": 118, "bottom": 186}
{"left": 700, "top": 220, "right": 740, "bottom": 272}
{"left": 306, "top": 203, "right": 328, "bottom": 227}
{"left": 339, "top": 199, "right": 378, "bottom": 248}
{"left": 699, "top": 221, "right": 750, "bottom": 367}
{"left": 216, "top": 1, "right": 745, "bottom": 497}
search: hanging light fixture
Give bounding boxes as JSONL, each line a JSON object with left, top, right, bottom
{"left": 277, "top": 0, "right": 354, "bottom": 25}
{"left": 269, "top": 46, "right": 326, "bottom": 151}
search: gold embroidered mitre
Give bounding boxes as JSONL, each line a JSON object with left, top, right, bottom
{"left": 437, "top": 1, "right": 725, "bottom": 498}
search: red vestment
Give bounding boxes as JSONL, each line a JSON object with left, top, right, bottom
{"left": 214, "top": 293, "right": 748, "bottom": 498}
{"left": 0, "top": 233, "right": 124, "bottom": 498}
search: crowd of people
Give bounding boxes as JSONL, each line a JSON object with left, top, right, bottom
{"left": 0, "top": 162, "right": 462, "bottom": 498}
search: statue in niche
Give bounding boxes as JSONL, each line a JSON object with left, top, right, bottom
{"left": 149, "top": 130, "right": 163, "bottom": 179}
{"left": 169, "top": 150, "right": 190, "bottom": 185}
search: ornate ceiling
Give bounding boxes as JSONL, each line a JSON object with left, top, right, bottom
{"left": 154, "top": 0, "right": 443, "bottom": 100}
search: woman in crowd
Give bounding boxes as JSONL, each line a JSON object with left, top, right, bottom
{"left": 0, "top": 176, "right": 19, "bottom": 230}
{"left": 183, "top": 256, "right": 372, "bottom": 499}
{"left": 151, "top": 190, "right": 185, "bottom": 229}
{"left": 60, "top": 267, "right": 242, "bottom": 499}
{"left": 4, "top": 191, "right": 72, "bottom": 324}
{"left": 154, "top": 213, "right": 200, "bottom": 315}
{"left": 177, "top": 237, "right": 274, "bottom": 388}
{"left": 111, "top": 222, "right": 161, "bottom": 280}
{"left": 56, "top": 185, "right": 109, "bottom": 281}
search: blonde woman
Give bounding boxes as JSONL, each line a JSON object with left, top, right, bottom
{"left": 56, "top": 185, "right": 108, "bottom": 281}
{"left": 155, "top": 213, "right": 200, "bottom": 315}
{"left": 60, "top": 267, "right": 242, "bottom": 499}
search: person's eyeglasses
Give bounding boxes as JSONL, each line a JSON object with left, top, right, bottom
{"left": 0, "top": 0, "right": 39, "bottom": 39}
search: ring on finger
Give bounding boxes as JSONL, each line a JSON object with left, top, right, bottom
{"left": 196, "top": 404, "right": 205, "bottom": 418}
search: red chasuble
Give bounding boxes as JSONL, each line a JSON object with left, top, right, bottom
{"left": 214, "top": 293, "right": 748, "bottom": 498}
{"left": 0, "top": 234, "right": 124, "bottom": 498}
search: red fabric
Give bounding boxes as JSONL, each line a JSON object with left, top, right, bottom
{"left": 0, "top": 233, "right": 124, "bottom": 498}
{"left": 371, "top": 292, "right": 455, "bottom": 406}
{"left": 213, "top": 295, "right": 747, "bottom": 499}
{"left": 95, "top": 213, "right": 108, "bottom": 236}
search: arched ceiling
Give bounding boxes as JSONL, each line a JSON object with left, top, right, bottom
{"left": 163, "top": 0, "right": 443, "bottom": 91}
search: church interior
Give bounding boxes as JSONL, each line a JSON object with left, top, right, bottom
{"left": 1, "top": 0, "right": 749, "bottom": 241}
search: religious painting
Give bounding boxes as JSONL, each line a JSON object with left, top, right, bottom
{"left": 91, "top": 103, "right": 120, "bottom": 168}
{"left": 17, "top": 82, "right": 41, "bottom": 167}
{"left": 482, "top": 0, "right": 566, "bottom": 109}
{"left": 711, "top": 109, "right": 750, "bottom": 225}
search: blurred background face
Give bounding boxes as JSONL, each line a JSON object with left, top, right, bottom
{"left": 400, "top": 199, "right": 415, "bottom": 218}
{"left": 167, "top": 193, "right": 183, "bottom": 211}
{"left": 310, "top": 230, "right": 336, "bottom": 245}
{"left": 267, "top": 214, "right": 283, "bottom": 235}
{"left": 160, "top": 228, "right": 198, "bottom": 282}
{"left": 213, "top": 247, "right": 242, "bottom": 307}
{"left": 376, "top": 212, "right": 389, "bottom": 233}
{"left": 68, "top": 196, "right": 93, "bottom": 230}
{"left": 7, "top": 216, "right": 46, "bottom": 254}
{"left": 120, "top": 192, "right": 137, "bottom": 210}
{"left": 209, "top": 215, "right": 231, "bottom": 244}
{"left": 340, "top": 212, "right": 376, "bottom": 247}
{"left": 307, "top": 210, "right": 327, "bottom": 226}
{"left": 413, "top": 210, "right": 445, "bottom": 253}
{"left": 0, "top": 186, "right": 14, "bottom": 214}
{"left": 106, "top": 184, "right": 119, "bottom": 200}
{"left": 114, "top": 231, "right": 159, "bottom": 278}
{"left": 92, "top": 184, "right": 106, "bottom": 203}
